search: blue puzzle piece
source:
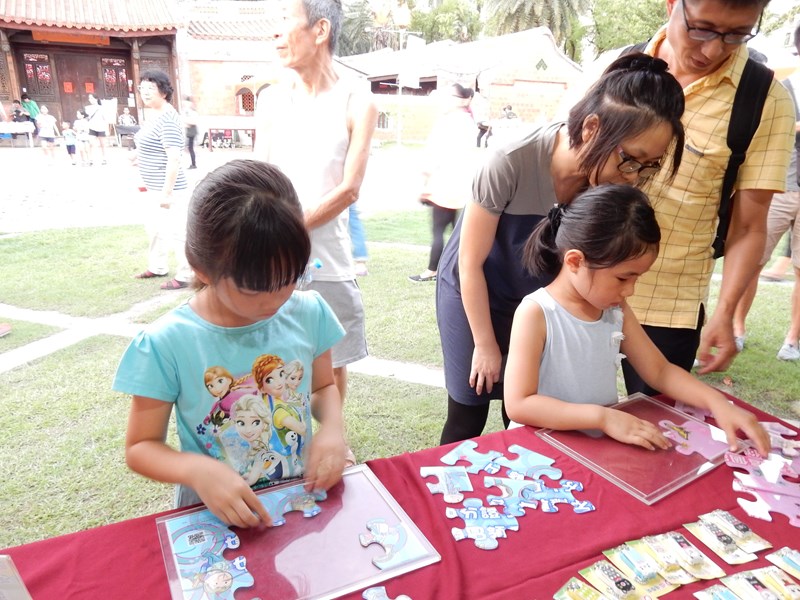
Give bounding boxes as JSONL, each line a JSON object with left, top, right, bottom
{"left": 258, "top": 485, "right": 327, "bottom": 527}
{"left": 484, "top": 476, "right": 544, "bottom": 516}
{"left": 446, "top": 497, "right": 519, "bottom": 550}
{"left": 420, "top": 465, "right": 474, "bottom": 503}
{"left": 362, "top": 586, "right": 412, "bottom": 600}
{"left": 519, "top": 479, "right": 595, "bottom": 513}
{"left": 491, "top": 444, "right": 556, "bottom": 478}
{"left": 440, "top": 440, "right": 503, "bottom": 474}
{"left": 359, "top": 518, "right": 420, "bottom": 569}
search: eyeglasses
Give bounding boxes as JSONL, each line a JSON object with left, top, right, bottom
{"left": 680, "top": 0, "right": 761, "bottom": 45}
{"left": 617, "top": 148, "right": 661, "bottom": 178}
{"left": 137, "top": 84, "right": 158, "bottom": 93}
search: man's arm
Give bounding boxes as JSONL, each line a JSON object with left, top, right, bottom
{"left": 304, "top": 91, "right": 378, "bottom": 230}
{"left": 697, "top": 188, "right": 774, "bottom": 373}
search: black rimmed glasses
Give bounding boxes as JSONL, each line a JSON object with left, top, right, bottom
{"left": 680, "top": 0, "right": 761, "bottom": 45}
{"left": 617, "top": 148, "right": 662, "bottom": 178}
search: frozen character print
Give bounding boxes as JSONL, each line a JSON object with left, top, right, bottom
{"left": 284, "top": 430, "right": 304, "bottom": 477}
{"left": 203, "top": 366, "right": 235, "bottom": 426}
{"left": 252, "top": 354, "right": 305, "bottom": 448}
{"left": 231, "top": 394, "right": 272, "bottom": 485}
{"left": 283, "top": 359, "right": 306, "bottom": 405}
{"left": 262, "top": 449, "right": 290, "bottom": 481}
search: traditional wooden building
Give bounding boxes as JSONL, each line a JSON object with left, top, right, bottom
{"left": 0, "top": 0, "right": 180, "bottom": 126}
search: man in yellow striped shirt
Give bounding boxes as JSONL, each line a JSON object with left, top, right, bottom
{"left": 622, "top": 0, "right": 795, "bottom": 395}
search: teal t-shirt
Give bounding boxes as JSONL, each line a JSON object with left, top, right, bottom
{"left": 113, "top": 290, "right": 344, "bottom": 490}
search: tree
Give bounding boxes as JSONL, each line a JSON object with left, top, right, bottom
{"left": 590, "top": 0, "right": 664, "bottom": 55}
{"left": 339, "top": 0, "right": 379, "bottom": 56}
{"left": 410, "top": 0, "right": 482, "bottom": 44}
{"left": 483, "top": 0, "right": 589, "bottom": 46}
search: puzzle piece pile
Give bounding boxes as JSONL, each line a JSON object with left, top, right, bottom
{"left": 423, "top": 441, "right": 595, "bottom": 550}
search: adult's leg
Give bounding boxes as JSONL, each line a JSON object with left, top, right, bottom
{"left": 186, "top": 135, "right": 197, "bottom": 168}
{"left": 732, "top": 271, "right": 760, "bottom": 347}
{"left": 622, "top": 306, "right": 704, "bottom": 396}
{"left": 440, "top": 396, "right": 491, "bottom": 444}
{"left": 428, "top": 206, "right": 456, "bottom": 272}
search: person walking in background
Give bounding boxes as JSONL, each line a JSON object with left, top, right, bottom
{"left": 760, "top": 235, "right": 792, "bottom": 282}
{"left": 349, "top": 203, "right": 368, "bottom": 276}
{"left": 732, "top": 25, "right": 800, "bottom": 360}
{"left": 74, "top": 110, "right": 91, "bottom": 166}
{"left": 61, "top": 121, "right": 77, "bottom": 165}
{"left": 254, "top": 0, "right": 377, "bottom": 466}
{"left": 409, "top": 83, "right": 476, "bottom": 283}
{"left": 35, "top": 105, "right": 58, "bottom": 163}
{"left": 183, "top": 96, "right": 199, "bottom": 170}
{"left": 132, "top": 69, "right": 192, "bottom": 291}
{"left": 613, "top": 0, "right": 794, "bottom": 396}
{"left": 85, "top": 93, "right": 108, "bottom": 165}
{"left": 436, "top": 54, "right": 686, "bottom": 445}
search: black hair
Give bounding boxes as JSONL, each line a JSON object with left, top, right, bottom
{"left": 12, "top": 99, "right": 21, "bottom": 105}
{"left": 523, "top": 184, "right": 661, "bottom": 278}
{"left": 185, "top": 159, "right": 311, "bottom": 291}
{"left": 21, "top": 93, "right": 30, "bottom": 100}
{"left": 794, "top": 21, "right": 800, "bottom": 54}
{"left": 139, "top": 69, "right": 174, "bottom": 103}
{"left": 77, "top": 109, "right": 87, "bottom": 118}
{"left": 452, "top": 83, "right": 473, "bottom": 99}
{"left": 567, "top": 52, "right": 685, "bottom": 182}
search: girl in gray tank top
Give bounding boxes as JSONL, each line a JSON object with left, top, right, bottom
{"left": 503, "top": 185, "right": 770, "bottom": 455}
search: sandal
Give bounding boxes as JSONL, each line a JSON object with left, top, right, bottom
{"left": 161, "top": 278, "right": 189, "bottom": 290}
{"left": 134, "top": 270, "right": 167, "bottom": 279}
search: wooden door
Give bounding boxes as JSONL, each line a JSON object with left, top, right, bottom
{"left": 53, "top": 53, "right": 100, "bottom": 126}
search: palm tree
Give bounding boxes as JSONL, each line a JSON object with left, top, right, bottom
{"left": 484, "top": 0, "right": 589, "bottom": 46}
{"left": 339, "top": 0, "right": 377, "bottom": 57}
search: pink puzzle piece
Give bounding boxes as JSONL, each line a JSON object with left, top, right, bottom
{"left": 491, "top": 444, "right": 555, "bottom": 478}
{"left": 733, "top": 479, "right": 800, "bottom": 527}
{"left": 673, "top": 401, "right": 712, "bottom": 421}
{"left": 420, "top": 466, "right": 473, "bottom": 503}
{"left": 725, "top": 449, "right": 800, "bottom": 498}
{"left": 761, "top": 421, "right": 800, "bottom": 459}
{"left": 659, "top": 419, "right": 730, "bottom": 460}
{"left": 440, "top": 440, "right": 503, "bottom": 474}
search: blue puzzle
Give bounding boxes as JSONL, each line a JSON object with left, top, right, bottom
{"left": 519, "top": 479, "right": 596, "bottom": 513}
{"left": 446, "top": 498, "right": 519, "bottom": 550}
{"left": 359, "top": 518, "right": 428, "bottom": 570}
{"left": 490, "top": 443, "right": 556, "bottom": 478}
{"left": 483, "top": 476, "right": 543, "bottom": 517}
{"left": 362, "top": 586, "right": 412, "bottom": 600}
{"left": 259, "top": 487, "right": 327, "bottom": 527}
{"left": 440, "top": 440, "right": 503, "bottom": 474}
{"left": 420, "top": 465, "right": 474, "bottom": 503}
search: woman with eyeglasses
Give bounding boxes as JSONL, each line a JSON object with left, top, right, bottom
{"left": 436, "top": 52, "right": 686, "bottom": 445}
{"left": 132, "top": 69, "right": 192, "bottom": 290}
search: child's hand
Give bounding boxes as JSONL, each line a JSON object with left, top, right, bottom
{"left": 303, "top": 425, "right": 346, "bottom": 493}
{"left": 710, "top": 400, "right": 770, "bottom": 456}
{"left": 190, "top": 457, "right": 272, "bottom": 528}
{"left": 601, "top": 408, "right": 672, "bottom": 451}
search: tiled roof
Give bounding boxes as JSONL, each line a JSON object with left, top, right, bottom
{"left": 187, "top": 18, "right": 276, "bottom": 41}
{"left": 0, "top": 0, "right": 179, "bottom": 33}
{"left": 186, "top": 1, "right": 278, "bottom": 40}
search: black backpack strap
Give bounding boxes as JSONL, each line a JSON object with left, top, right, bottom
{"left": 622, "top": 42, "right": 649, "bottom": 56}
{"left": 712, "top": 58, "right": 774, "bottom": 258}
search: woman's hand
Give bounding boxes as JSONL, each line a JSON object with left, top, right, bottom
{"left": 469, "top": 341, "right": 502, "bottom": 395}
{"left": 601, "top": 408, "right": 671, "bottom": 451}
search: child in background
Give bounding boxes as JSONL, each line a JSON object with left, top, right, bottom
{"left": 503, "top": 185, "right": 770, "bottom": 455}
{"left": 61, "top": 121, "right": 77, "bottom": 165}
{"left": 35, "top": 105, "right": 58, "bottom": 162}
{"left": 114, "top": 159, "right": 348, "bottom": 528}
{"left": 74, "top": 110, "right": 91, "bottom": 166}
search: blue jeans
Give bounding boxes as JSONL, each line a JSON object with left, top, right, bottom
{"left": 349, "top": 203, "right": 368, "bottom": 261}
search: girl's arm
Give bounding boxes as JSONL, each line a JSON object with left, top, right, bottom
{"left": 305, "top": 350, "right": 347, "bottom": 492}
{"left": 620, "top": 303, "right": 770, "bottom": 455}
{"left": 458, "top": 202, "right": 503, "bottom": 394}
{"left": 125, "top": 395, "right": 271, "bottom": 527}
{"left": 504, "top": 300, "right": 670, "bottom": 450}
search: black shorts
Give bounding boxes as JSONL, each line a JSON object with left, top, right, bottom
{"left": 40, "top": 137, "right": 55, "bottom": 143}
{"left": 89, "top": 130, "right": 106, "bottom": 138}
{"left": 66, "top": 144, "right": 76, "bottom": 155}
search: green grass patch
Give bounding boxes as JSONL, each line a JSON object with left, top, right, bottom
{"left": 0, "top": 320, "right": 61, "bottom": 353}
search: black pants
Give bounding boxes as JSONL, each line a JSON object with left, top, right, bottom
{"left": 428, "top": 205, "right": 458, "bottom": 271}
{"left": 476, "top": 124, "right": 490, "bottom": 148}
{"left": 186, "top": 135, "right": 196, "bottom": 167}
{"left": 440, "top": 395, "right": 511, "bottom": 445}
{"left": 622, "top": 305, "right": 705, "bottom": 395}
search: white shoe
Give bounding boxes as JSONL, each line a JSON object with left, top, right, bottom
{"left": 777, "top": 343, "right": 800, "bottom": 361}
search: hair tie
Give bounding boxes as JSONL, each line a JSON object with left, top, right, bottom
{"left": 629, "top": 56, "right": 669, "bottom": 74}
{"left": 548, "top": 204, "right": 564, "bottom": 236}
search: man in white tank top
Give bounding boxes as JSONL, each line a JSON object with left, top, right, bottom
{"left": 255, "top": 0, "right": 378, "bottom": 464}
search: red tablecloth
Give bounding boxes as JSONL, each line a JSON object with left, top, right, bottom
{"left": 3, "top": 398, "right": 798, "bottom": 599}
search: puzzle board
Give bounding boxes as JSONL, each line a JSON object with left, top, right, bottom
{"left": 156, "top": 464, "right": 440, "bottom": 600}
{"left": 536, "top": 394, "right": 741, "bottom": 505}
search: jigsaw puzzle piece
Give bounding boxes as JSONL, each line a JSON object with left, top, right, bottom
{"left": 491, "top": 443, "right": 555, "bottom": 478}
{"left": 520, "top": 479, "right": 596, "bottom": 514}
{"left": 446, "top": 497, "right": 519, "bottom": 550}
{"left": 725, "top": 449, "right": 800, "bottom": 498}
{"left": 260, "top": 486, "right": 327, "bottom": 527}
{"left": 484, "top": 476, "right": 543, "bottom": 516}
{"left": 659, "top": 419, "right": 730, "bottom": 460}
{"left": 733, "top": 480, "right": 800, "bottom": 527}
{"left": 440, "top": 440, "right": 503, "bottom": 474}
{"left": 420, "top": 466, "right": 473, "bottom": 503}
{"left": 761, "top": 421, "right": 800, "bottom": 458}
{"left": 359, "top": 518, "right": 421, "bottom": 569}
{"left": 674, "top": 400, "right": 712, "bottom": 421}
{"left": 362, "top": 586, "right": 412, "bottom": 600}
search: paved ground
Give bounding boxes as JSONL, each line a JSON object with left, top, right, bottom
{"left": 0, "top": 143, "right": 444, "bottom": 388}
